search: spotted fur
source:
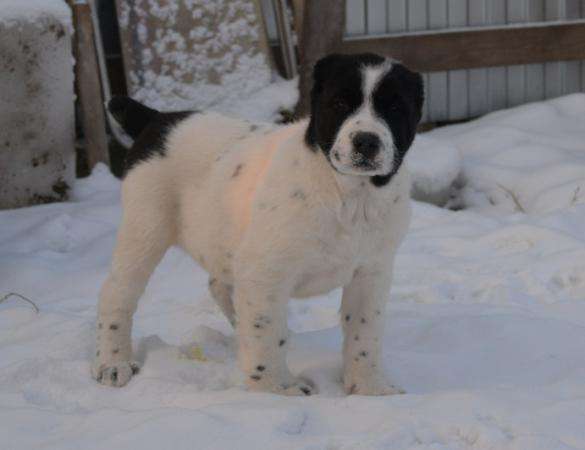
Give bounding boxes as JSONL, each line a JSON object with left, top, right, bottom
{"left": 93, "top": 53, "right": 423, "bottom": 395}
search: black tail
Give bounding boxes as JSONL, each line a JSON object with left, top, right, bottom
{"left": 108, "top": 96, "right": 159, "bottom": 139}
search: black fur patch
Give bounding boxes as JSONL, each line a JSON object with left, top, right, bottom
{"left": 306, "top": 53, "right": 382, "bottom": 155}
{"left": 305, "top": 53, "right": 424, "bottom": 188}
{"left": 108, "top": 97, "right": 194, "bottom": 176}
{"left": 109, "top": 96, "right": 159, "bottom": 139}
{"left": 123, "top": 111, "right": 193, "bottom": 175}
{"left": 370, "top": 63, "right": 424, "bottom": 186}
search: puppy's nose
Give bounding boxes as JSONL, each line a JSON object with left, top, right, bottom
{"left": 352, "top": 132, "right": 381, "bottom": 160}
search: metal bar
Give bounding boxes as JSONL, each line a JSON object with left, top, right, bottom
{"left": 272, "top": 0, "right": 298, "bottom": 78}
{"left": 87, "top": 0, "right": 133, "bottom": 148}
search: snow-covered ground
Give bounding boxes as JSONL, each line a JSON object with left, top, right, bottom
{"left": 2, "top": 94, "right": 585, "bottom": 450}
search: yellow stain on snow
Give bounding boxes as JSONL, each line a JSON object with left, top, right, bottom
{"left": 180, "top": 345, "right": 208, "bottom": 362}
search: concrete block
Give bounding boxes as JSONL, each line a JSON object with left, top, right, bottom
{"left": 0, "top": 0, "right": 75, "bottom": 209}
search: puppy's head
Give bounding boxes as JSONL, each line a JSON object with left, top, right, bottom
{"left": 305, "top": 53, "right": 424, "bottom": 186}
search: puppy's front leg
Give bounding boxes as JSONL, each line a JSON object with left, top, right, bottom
{"left": 234, "top": 279, "right": 316, "bottom": 396}
{"left": 341, "top": 263, "right": 403, "bottom": 396}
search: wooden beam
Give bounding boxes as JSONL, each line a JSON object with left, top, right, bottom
{"left": 292, "top": 0, "right": 305, "bottom": 42}
{"left": 295, "top": 0, "right": 345, "bottom": 117}
{"left": 72, "top": 1, "right": 110, "bottom": 169}
{"left": 341, "top": 22, "right": 585, "bottom": 72}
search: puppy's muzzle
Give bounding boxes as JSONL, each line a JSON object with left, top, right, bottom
{"left": 351, "top": 132, "right": 381, "bottom": 168}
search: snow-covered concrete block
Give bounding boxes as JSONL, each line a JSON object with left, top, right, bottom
{"left": 0, "top": 0, "right": 75, "bottom": 209}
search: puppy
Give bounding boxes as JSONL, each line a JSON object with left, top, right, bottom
{"left": 93, "top": 53, "right": 424, "bottom": 396}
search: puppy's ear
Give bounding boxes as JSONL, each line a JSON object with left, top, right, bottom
{"left": 312, "top": 54, "right": 346, "bottom": 93}
{"left": 410, "top": 70, "right": 425, "bottom": 123}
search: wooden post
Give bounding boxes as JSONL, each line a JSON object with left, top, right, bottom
{"left": 294, "top": 0, "right": 345, "bottom": 118}
{"left": 291, "top": 0, "right": 305, "bottom": 46}
{"left": 72, "top": 0, "right": 110, "bottom": 169}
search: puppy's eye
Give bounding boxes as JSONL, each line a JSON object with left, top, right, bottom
{"left": 333, "top": 98, "right": 349, "bottom": 111}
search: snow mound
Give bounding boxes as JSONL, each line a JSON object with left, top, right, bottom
{"left": 407, "top": 135, "right": 462, "bottom": 206}
{"left": 424, "top": 94, "right": 585, "bottom": 214}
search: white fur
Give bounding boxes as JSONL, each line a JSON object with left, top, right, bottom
{"left": 330, "top": 63, "right": 395, "bottom": 176}
{"left": 93, "top": 107, "right": 411, "bottom": 396}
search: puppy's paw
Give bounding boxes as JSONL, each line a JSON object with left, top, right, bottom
{"left": 92, "top": 361, "right": 140, "bottom": 387}
{"left": 344, "top": 375, "right": 404, "bottom": 396}
{"left": 247, "top": 375, "right": 317, "bottom": 396}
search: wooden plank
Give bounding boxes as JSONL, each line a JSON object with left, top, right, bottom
{"left": 447, "top": 0, "right": 468, "bottom": 120}
{"left": 582, "top": 0, "right": 585, "bottom": 91}
{"left": 526, "top": 0, "right": 545, "bottom": 103}
{"left": 367, "top": 0, "right": 387, "bottom": 34}
{"left": 340, "top": 21, "right": 585, "bottom": 72}
{"left": 468, "top": 0, "right": 488, "bottom": 117}
{"left": 292, "top": 0, "right": 305, "bottom": 40}
{"left": 72, "top": 1, "right": 110, "bottom": 169}
{"left": 506, "top": 0, "right": 527, "bottom": 107}
{"left": 407, "top": 0, "right": 429, "bottom": 122}
{"left": 407, "top": 0, "right": 427, "bottom": 30}
{"left": 544, "top": 0, "right": 566, "bottom": 98}
{"left": 487, "top": 0, "right": 507, "bottom": 112}
{"left": 346, "top": 0, "right": 366, "bottom": 36}
{"left": 566, "top": 0, "right": 583, "bottom": 94}
{"left": 387, "top": 0, "right": 406, "bottom": 32}
{"left": 428, "top": 0, "right": 448, "bottom": 121}
{"left": 295, "top": 0, "right": 345, "bottom": 116}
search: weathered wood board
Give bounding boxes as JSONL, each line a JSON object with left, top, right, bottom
{"left": 115, "top": 0, "right": 273, "bottom": 111}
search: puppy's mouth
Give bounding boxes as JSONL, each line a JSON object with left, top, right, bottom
{"left": 352, "top": 156, "right": 380, "bottom": 171}
{"left": 331, "top": 149, "right": 387, "bottom": 176}
{"left": 336, "top": 162, "right": 386, "bottom": 176}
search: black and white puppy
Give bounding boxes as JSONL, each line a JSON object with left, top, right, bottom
{"left": 93, "top": 53, "right": 424, "bottom": 396}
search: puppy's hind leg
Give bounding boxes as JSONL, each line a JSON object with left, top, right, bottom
{"left": 93, "top": 178, "right": 174, "bottom": 387}
{"left": 208, "top": 276, "right": 236, "bottom": 327}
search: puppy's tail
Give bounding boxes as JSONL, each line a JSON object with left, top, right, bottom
{"left": 107, "top": 96, "right": 160, "bottom": 140}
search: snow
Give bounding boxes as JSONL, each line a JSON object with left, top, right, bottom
{"left": 2, "top": 94, "right": 585, "bottom": 449}
{"left": 416, "top": 94, "right": 585, "bottom": 214}
{"left": 407, "top": 135, "right": 462, "bottom": 206}
{"left": 0, "top": 0, "right": 71, "bottom": 27}
{"left": 211, "top": 76, "right": 299, "bottom": 122}
{"left": 118, "top": 0, "right": 273, "bottom": 112}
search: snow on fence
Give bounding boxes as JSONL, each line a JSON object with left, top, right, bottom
{"left": 262, "top": 0, "right": 585, "bottom": 123}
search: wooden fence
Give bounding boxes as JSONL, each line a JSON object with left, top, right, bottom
{"left": 262, "top": 0, "right": 585, "bottom": 122}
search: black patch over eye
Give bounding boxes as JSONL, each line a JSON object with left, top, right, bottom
{"left": 333, "top": 98, "right": 350, "bottom": 111}
{"left": 381, "top": 95, "right": 402, "bottom": 114}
